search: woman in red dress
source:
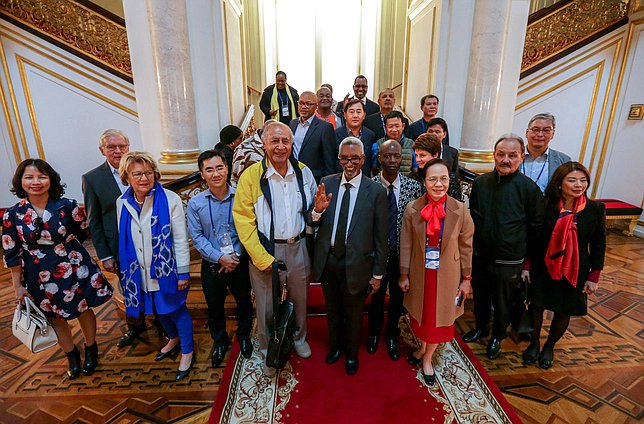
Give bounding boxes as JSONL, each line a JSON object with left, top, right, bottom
{"left": 399, "top": 158, "right": 474, "bottom": 385}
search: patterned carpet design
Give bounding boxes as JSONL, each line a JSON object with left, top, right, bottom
{"left": 0, "top": 230, "right": 642, "bottom": 423}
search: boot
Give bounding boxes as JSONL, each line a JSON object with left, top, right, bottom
{"left": 65, "top": 346, "right": 82, "bottom": 380}
{"left": 82, "top": 342, "right": 98, "bottom": 375}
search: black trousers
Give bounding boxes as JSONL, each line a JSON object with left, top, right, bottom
{"left": 368, "top": 249, "right": 403, "bottom": 339}
{"left": 200, "top": 257, "right": 253, "bottom": 346}
{"left": 472, "top": 257, "right": 522, "bottom": 339}
{"left": 321, "top": 251, "right": 368, "bottom": 360}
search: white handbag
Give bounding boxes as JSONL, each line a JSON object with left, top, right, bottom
{"left": 12, "top": 297, "right": 58, "bottom": 353}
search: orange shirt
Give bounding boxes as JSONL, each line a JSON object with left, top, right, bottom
{"left": 315, "top": 111, "right": 339, "bottom": 129}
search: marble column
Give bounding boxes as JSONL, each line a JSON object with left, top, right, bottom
{"left": 459, "top": 0, "right": 530, "bottom": 172}
{"left": 123, "top": 0, "right": 200, "bottom": 165}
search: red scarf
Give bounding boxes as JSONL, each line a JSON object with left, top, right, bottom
{"left": 544, "top": 195, "right": 587, "bottom": 287}
{"left": 420, "top": 194, "right": 446, "bottom": 236}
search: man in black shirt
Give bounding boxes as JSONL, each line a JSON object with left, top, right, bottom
{"left": 464, "top": 134, "right": 544, "bottom": 360}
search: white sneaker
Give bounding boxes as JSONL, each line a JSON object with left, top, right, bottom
{"left": 293, "top": 340, "right": 312, "bottom": 359}
{"left": 262, "top": 362, "right": 276, "bottom": 378}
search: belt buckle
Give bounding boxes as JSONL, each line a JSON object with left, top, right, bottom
{"left": 287, "top": 236, "right": 296, "bottom": 244}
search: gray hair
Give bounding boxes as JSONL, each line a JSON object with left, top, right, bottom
{"left": 339, "top": 136, "right": 364, "bottom": 155}
{"left": 99, "top": 129, "right": 129, "bottom": 147}
{"left": 261, "top": 121, "right": 292, "bottom": 141}
{"left": 494, "top": 133, "right": 525, "bottom": 154}
{"left": 528, "top": 113, "right": 556, "bottom": 129}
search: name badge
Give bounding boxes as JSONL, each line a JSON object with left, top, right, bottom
{"left": 217, "top": 225, "right": 235, "bottom": 256}
{"left": 425, "top": 247, "right": 440, "bottom": 269}
{"left": 282, "top": 105, "right": 290, "bottom": 116}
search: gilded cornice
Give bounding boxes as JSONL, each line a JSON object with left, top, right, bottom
{"left": 0, "top": 0, "right": 131, "bottom": 81}
{"left": 522, "top": 0, "right": 627, "bottom": 74}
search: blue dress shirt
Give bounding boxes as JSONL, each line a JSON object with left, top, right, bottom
{"left": 187, "top": 187, "right": 244, "bottom": 264}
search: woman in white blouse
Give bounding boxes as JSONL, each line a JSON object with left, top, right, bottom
{"left": 116, "top": 152, "right": 194, "bottom": 381}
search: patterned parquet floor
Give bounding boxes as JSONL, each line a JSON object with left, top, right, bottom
{"left": 0, "top": 230, "right": 642, "bottom": 424}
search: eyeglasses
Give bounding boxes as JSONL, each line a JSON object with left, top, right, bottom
{"left": 33, "top": 217, "right": 43, "bottom": 238}
{"left": 130, "top": 171, "right": 155, "bottom": 180}
{"left": 528, "top": 127, "right": 553, "bottom": 135}
{"left": 298, "top": 101, "right": 316, "bottom": 107}
{"left": 338, "top": 156, "right": 363, "bottom": 164}
{"left": 426, "top": 176, "right": 450, "bottom": 185}
{"left": 104, "top": 144, "right": 129, "bottom": 151}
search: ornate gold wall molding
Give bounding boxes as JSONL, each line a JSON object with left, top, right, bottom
{"left": 522, "top": 0, "right": 627, "bottom": 74}
{"left": 0, "top": 0, "right": 131, "bottom": 81}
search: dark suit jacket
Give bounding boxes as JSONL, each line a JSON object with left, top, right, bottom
{"left": 437, "top": 145, "right": 461, "bottom": 200}
{"left": 334, "top": 125, "right": 376, "bottom": 176}
{"left": 335, "top": 97, "right": 380, "bottom": 118}
{"left": 409, "top": 118, "right": 451, "bottom": 145}
{"left": 82, "top": 161, "right": 122, "bottom": 261}
{"left": 259, "top": 84, "right": 299, "bottom": 123}
{"left": 372, "top": 173, "right": 424, "bottom": 251}
{"left": 310, "top": 173, "right": 388, "bottom": 294}
{"left": 289, "top": 116, "right": 336, "bottom": 181}
{"left": 363, "top": 112, "right": 411, "bottom": 141}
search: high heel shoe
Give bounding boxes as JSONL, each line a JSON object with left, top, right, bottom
{"left": 522, "top": 342, "right": 540, "bottom": 365}
{"left": 155, "top": 343, "right": 180, "bottom": 361}
{"left": 175, "top": 353, "right": 196, "bottom": 382}
{"left": 538, "top": 346, "right": 554, "bottom": 369}
{"left": 407, "top": 352, "right": 422, "bottom": 365}
{"left": 422, "top": 371, "right": 436, "bottom": 386}
{"left": 65, "top": 346, "right": 82, "bottom": 380}
{"left": 82, "top": 342, "right": 99, "bottom": 375}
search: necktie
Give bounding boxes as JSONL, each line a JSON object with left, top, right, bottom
{"left": 387, "top": 185, "right": 398, "bottom": 249}
{"left": 333, "top": 183, "right": 352, "bottom": 258}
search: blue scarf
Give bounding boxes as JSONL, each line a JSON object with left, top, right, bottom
{"left": 119, "top": 182, "right": 179, "bottom": 317}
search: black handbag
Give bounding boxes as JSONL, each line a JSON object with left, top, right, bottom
{"left": 511, "top": 277, "right": 534, "bottom": 335}
{"left": 266, "top": 261, "right": 296, "bottom": 369}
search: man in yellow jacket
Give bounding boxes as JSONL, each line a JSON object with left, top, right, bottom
{"left": 233, "top": 121, "right": 317, "bottom": 377}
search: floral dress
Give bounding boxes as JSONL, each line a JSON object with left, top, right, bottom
{"left": 2, "top": 198, "right": 113, "bottom": 320}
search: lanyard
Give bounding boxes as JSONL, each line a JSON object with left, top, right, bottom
{"left": 379, "top": 113, "right": 386, "bottom": 137}
{"left": 521, "top": 157, "right": 548, "bottom": 185}
{"left": 207, "top": 194, "right": 232, "bottom": 235}
{"left": 277, "top": 90, "right": 288, "bottom": 107}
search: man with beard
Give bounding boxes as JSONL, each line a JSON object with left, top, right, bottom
{"left": 336, "top": 75, "right": 379, "bottom": 117}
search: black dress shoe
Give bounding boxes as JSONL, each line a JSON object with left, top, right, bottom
{"left": 486, "top": 338, "right": 501, "bottom": 360}
{"left": 82, "top": 342, "right": 99, "bottom": 375}
{"left": 462, "top": 328, "right": 489, "bottom": 343}
{"left": 117, "top": 327, "right": 145, "bottom": 348}
{"left": 345, "top": 358, "right": 359, "bottom": 375}
{"left": 538, "top": 347, "right": 554, "bottom": 369}
{"left": 325, "top": 349, "right": 342, "bottom": 364}
{"left": 239, "top": 338, "right": 253, "bottom": 359}
{"left": 386, "top": 338, "right": 400, "bottom": 361}
{"left": 155, "top": 344, "right": 180, "bottom": 361}
{"left": 407, "top": 352, "right": 422, "bottom": 366}
{"left": 175, "top": 353, "right": 196, "bottom": 382}
{"left": 366, "top": 335, "right": 379, "bottom": 354}
{"left": 522, "top": 342, "right": 540, "bottom": 365}
{"left": 422, "top": 371, "right": 436, "bottom": 386}
{"left": 211, "top": 341, "right": 230, "bottom": 367}
{"left": 65, "top": 346, "right": 82, "bottom": 380}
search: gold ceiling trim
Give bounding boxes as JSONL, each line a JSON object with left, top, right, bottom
{"left": 0, "top": 0, "right": 131, "bottom": 79}
{"left": 522, "top": 0, "right": 627, "bottom": 73}
{"left": 0, "top": 24, "right": 134, "bottom": 96}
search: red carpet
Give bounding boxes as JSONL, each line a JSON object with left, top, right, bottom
{"left": 209, "top": 313, "right": 521, "bottom": 423}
